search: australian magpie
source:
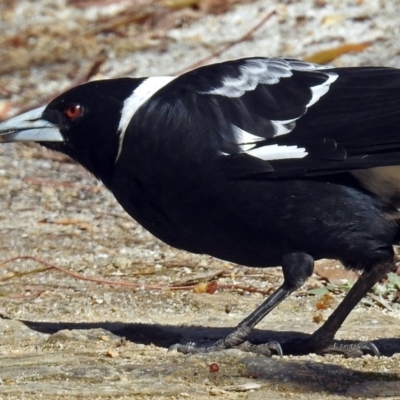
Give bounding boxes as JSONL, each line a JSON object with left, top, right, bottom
{"left": 1, "top": 57, "right": 399, "bottom": 357}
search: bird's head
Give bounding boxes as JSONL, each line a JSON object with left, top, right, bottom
{"left": 0, "top": 78, "right": 140, "bottom": 183}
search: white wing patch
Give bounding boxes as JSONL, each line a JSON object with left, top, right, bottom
{"left": 247, "top": 144, "right": 308, "bottom": 161}
{"left": 205, "top": 58, "right": 338, "bottom": 141}
{"left": 233, "top": 125, "right": 265, "bottom": 151}
{"left": 268, "top": 71, "right": 337, "bottom": 137}
{"left": 205, "top": 58, "right": 294, "bottom": 98}
{"left": 116, "top": 76, "right": 175, "bottom": 161}
{"left": 269, "top": 72, "right": 337, "bottom": 137}
{"left": 204, "top": 58, "right": 337, "bottom": 100}
{"left": 234, "top": 124, "right": 308, "bottom": 160}
{"left": 270, "top": 118, "right": 298, "bottom": 136}
{"left": 307, "top": 72, "right": 338, "bottom": 107}
{"left": 210, "top": 59, "right": 339, "bottom": 162}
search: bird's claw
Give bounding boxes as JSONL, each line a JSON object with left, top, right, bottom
{"left": 237, "top": 340, "right": 283, "bottom": 356}
{"left": 320, "top": 341, "right": 380, "bottom": 358}
{"left": 169, "top": 339, "right": 283, "bottom": 357}
{"left": 168, "top": 342, "right": 212, "bottom": 354}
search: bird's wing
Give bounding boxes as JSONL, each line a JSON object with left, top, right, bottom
{"left": 140, "top": 58, "right": 400, "bottom": 179}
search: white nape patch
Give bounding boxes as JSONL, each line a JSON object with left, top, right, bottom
{"left": 233, "top": 125, "right": 264, "bottom": 151}
{"left": 247, "top": 144, "right": 308, "bottom": 161}
{"left": 351, "top": 166, "right": 400, "bottom": 201}
{"left": 116, "top": 76, "right": 175, "bottom": 161}
{"left": 307, "top": 72, "right": 338, "bottom": 107}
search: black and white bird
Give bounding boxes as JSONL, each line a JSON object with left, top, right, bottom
{"left": 1, "top": 57, "right": 400, "bottom": 357}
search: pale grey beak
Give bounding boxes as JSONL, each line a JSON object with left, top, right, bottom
{"left": 0, "top": 106, "right": 64, "bottom": 143}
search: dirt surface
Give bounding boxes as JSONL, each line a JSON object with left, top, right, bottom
{"left": 2, "top": 0, "right": 400, "bottom": 399}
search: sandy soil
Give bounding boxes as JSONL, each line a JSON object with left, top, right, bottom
{"left": 2, "top": 0, "right": 400, "bottom": 399}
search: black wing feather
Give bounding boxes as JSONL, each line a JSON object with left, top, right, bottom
{"left": 145, "top": 58, "right": 400, "bottom": 179}
{"left": 263, "top": 67, "right": 400, "bottom": 177}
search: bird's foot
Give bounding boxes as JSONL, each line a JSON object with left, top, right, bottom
{"left": 282, "top": 336, "right": 380, "bottom": 358}
{"left": 319, "top": 341, "right": 380, "bottom": 358}
{"left": 170, "top": 339, "right": 282, "bottom": 357}
{"left": 170, "top": 324, "right": 282, "bottom": 356}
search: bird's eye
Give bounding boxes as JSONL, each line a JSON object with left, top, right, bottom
{"left": 64, "top": 103, "right": 84, "bottom": 120}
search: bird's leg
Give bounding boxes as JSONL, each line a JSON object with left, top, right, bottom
{"left": 283, "top": 260, "right": 395, "bottom": 357}
{"left": 171, "top": 252, "right": 314, "bottom": 356}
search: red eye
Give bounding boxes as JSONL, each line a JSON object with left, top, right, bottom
{"left": 64, "top": 103, "right": 83, "bottom": 120}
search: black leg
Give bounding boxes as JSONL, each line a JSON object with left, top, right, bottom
{"left": 171, "top": 252, "right": 314, "bottom": 356}
{"left": 283, "top": 260, "right": 395, "bottom": 356}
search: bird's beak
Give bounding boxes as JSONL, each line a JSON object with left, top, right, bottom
{"left": 0, "top": 106, "right": 64, "bottom": 143}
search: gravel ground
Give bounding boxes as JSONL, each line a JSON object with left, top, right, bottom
{"left": 2, "top": 0, "right": 400, "bottom": 399}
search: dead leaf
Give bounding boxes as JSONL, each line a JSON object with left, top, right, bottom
{"left": 161, "top": 0, "right": 199, "bottom": 9}
{"left": 314, "top": 259, "right": 359, "bottom": 285}
{"left": 316, "top": 292, "right": 334, "bottom": 310}
{"left": 304, "top": 42, "right": 371, "bottom": 64}
{"left": 367, "top": 293, "right": 394, "bottom": 311}
{"left": 193, "top": 280, "right": 218, "bottom": 294}
{"left": 41, "top": 217, "right": 92, "bottom": 231}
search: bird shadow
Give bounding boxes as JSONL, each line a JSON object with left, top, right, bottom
{"left": 10, "top": 317, "right": 400, "bottom": 357}
{"left": 5, "top": 317, "right": 400, "bottom": 397}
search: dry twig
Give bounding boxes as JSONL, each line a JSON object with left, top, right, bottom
{"left": 0, "top": 255, "right": 274, "bottom": 297}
